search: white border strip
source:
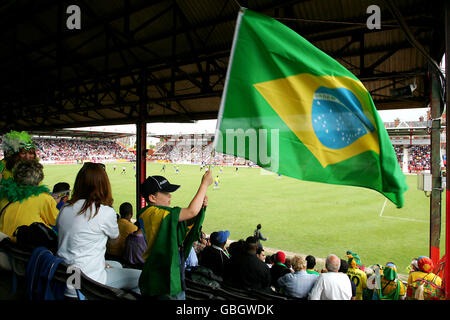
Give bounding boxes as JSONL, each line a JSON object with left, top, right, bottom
{"left": 213, "top": 7, "right": 246, "bottom": 149}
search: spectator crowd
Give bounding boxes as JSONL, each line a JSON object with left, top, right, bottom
{"left": 35, "top": 137, "right": 135, "bottom": 161}
{"left": 0, "top": 130, "right": 446, "bottom": 301}
{"left": 408, "top": 145, "right": 431, "bottom": 173}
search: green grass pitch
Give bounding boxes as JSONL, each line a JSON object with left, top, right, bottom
{"left": 42, "top": 161, "right": 446, "bottom": 276}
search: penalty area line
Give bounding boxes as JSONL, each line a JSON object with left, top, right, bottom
{"left": 378, "top": 199, "right": 427, "bottom": 223}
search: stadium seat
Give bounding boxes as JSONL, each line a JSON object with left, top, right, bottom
{"left": 185, "top": 278, "right": 256, "bottom": 301}
{"left": 0, "top": 239, "right": 140, "bottom": 300}
{"left": 248, "top": 288, "right": 289, "bottom": 301}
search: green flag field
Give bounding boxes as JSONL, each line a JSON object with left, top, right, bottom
{"left": 42, "top": 161, "right": 445, "bottom": 277}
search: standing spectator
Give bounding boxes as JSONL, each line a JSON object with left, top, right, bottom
{"left": 56, "top": 162, "right": 141, "bottom": 297}
{"left": 346, "top": 250, "right": 365, "bottom": 271}
{"left": 406, "top": 256, "right": 443, "bottom": 300}
{"left": 138, "top": 171, "right": 212, "bottom": 300}
{"left": 277, "top": 255, "right": 319, "bottom": 299}
{"left": 306, "top": 255, "right": 320, "bottom": 276}
{"left": 0, "top": 160, "right": 58, "bottom": 242}
{"left": 107, "top": 202, "right": 138, "bottom": 260}
{"left": 253, "top": 224, "right": 267, "bottom": 245}
{"left": 198, "top": 230, "right": 231, "bottom": 278}
{"left": 339, "top": 259, "right": 356, "bottom": 300}
{"left": 309, "top": 254, "right": 352, "bottom": 300}
{"left": 270, "top": 251, "right": 291, "bottom": 289}
{"left": 373, "top": 262, "right": 406, "bottom": 300}
{"left": 224, "top": 236, "right": 271, "bottom": 292}
{"left": 347, "top": 256, "right": 367, "bottom": 300}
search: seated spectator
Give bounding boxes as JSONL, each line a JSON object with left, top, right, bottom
{"left": 52, "top": 182, "right": 71, "bottom": 211}
{"left": 339, "top": 259, "right": 356, "bottom": 300}
{"left": 256, "top": 245, "right": 266, "bottom": 262}
{"left": 199, "top": 230, "right": 231, "bottom": 278}
{"left": 107, "top": 202, "right": 138, "bottom": 259}
{"left": 265, "top": 254, "right": 275, "bottom": 268}
{"left": 373, "top": 262, "right": 406, "bottom": 300}
{"left": 185, "top": 247, "right": 199, "bottom": 272}
{"left": 309, "top": 254, "right": 352, "bottom": 300}
{"left": 122, "top": 221, "right": 147, "bottom": 269}
{"left": 407, "top": 256, "right": 443, "bottom": 300}
{"left": 306, "top": 255, "right": 320, "bottom": 275}
{"left": 227, "top": 239, "right": 245, "bottom": 261}
{"left": 0, "top": 160, "right": 58, "bottom": 242}
{"left": 193, "top": 229, "right": 208, "bottom": 255}
{"left": 0, "top": 131, "right": 37, "bottom": 182}
{"left": 347, "top": 255, "right": 367, "bottom": 300}
{"left": 270, "top": 251, "right": 291, "bottom": 289}
{"left": 224, "top": 236, "right": 271, "bottom": 292}
{"left": 56, "top": 162, "right": 141, "bottom": 297}
{"left": 285, "top": 257, "right": 293, "bottom": 272}
{"left": 277, "top": 255, "right": 319, "bottom": 299}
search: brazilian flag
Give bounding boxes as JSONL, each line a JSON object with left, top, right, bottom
{"left": 214, "top": 8, "right": 407, "bottom": 207}
{"left": 138, "top": 205, "right": 205, "bottom": 297}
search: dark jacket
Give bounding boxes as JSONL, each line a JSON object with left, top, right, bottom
{"left": 199, "top": 245, "right": 230, "bottom": 278}
{"left": 224, "top": 252, "right": 271, "bottom": 291}
{"left": 270, "top": 263, "right": 291, "bottom": 288}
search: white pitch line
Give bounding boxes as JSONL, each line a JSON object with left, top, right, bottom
{"left": 379, "top": 199, "right": 387, "bottom": 217}
{"left": 380, "top": 216, "right": 428, "bottom": 223}
{"left": 378, "top": 199, "right": 427, "bottom": 223}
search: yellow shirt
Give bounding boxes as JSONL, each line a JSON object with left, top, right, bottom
{"left": 407, "top": 271, "right": 443, "bottom": 300}
{"left": 0, "top": 159, "right": 13, "bottom": 181}
{"left": 380, "top": 277, "right": 406, "bottom": 298}
{"left": 347, "top": 267, "right": 367, "bottom": 300}
{"left": 0, "top": 193, "right": 59, "bottom": 242}
{"left": 107, "top": 218, "right": 138, "bottom": 256}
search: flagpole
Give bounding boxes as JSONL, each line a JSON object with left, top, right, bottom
{"left": 212, "top": 8, "right": 246, "bottom": 150}
{"left": 445, "top": 0, "right": 450, "bottom": 300}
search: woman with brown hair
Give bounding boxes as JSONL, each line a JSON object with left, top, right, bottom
{"left": 56, "top": 162, "right": 141, "bottom": 297}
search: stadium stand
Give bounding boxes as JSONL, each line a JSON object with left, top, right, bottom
{"left": 35, "top": 137, "right": 135, "bottom": 162}
{"left": 0, "top": 136, "right": 135, "bottom": 162}
{"left": 408, "top": 145, "right": 431, "bottom": 173}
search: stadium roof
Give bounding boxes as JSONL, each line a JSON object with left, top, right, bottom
{"left": 29, "top": 128, "right": 134, "bottom": 139}
{"left": 0, "top": 0, "right": 445, "bottom": 134}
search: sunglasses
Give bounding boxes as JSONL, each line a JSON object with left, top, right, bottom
{"left": 54, "top": 190, "right": 71, "bottom": 198}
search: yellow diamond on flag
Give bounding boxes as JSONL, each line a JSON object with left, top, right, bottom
{"left": 254, "top": 73, "right": 380, "bottom": 167}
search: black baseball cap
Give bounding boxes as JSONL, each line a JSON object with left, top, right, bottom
{"left": 141, "top": 175, "right": 180, "bottom": 198}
